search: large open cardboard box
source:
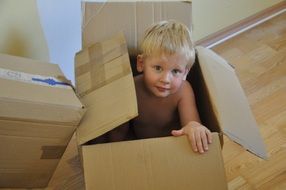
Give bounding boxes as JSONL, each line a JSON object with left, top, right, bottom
{"left": 82, "top": 0, "right": 192, "bottom": 55}
{"left": 75, "top": 1, "right": 267, "bottom": 189}
{"left": 0, "top": 54, "right": 85, "bottom": 188}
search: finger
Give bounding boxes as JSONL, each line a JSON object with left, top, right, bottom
{"left": 200, "top": 130, "right": 208, "bottom": 151}
{"left": 206, "top": 129, "right": 212, "bottom": 144}
{"left": 171, "top": 129, "right": 184, "bottom": 137}
{"left": 195, "top": 131, "right": 204, "bottom": 153}
{"left": 188, "top": 132, "right": 198, "bottom": 152}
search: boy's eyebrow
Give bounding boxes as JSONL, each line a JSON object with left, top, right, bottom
{"left": 173, "top": 63, "right": 185, "bottom": 69}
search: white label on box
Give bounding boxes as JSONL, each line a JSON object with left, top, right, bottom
{"left": 0, "top": 68, "right": 71, "bottom": 89}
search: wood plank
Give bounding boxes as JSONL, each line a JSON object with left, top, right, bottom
{"left": 213, "top": 11, "right": 286, "bottom": 190}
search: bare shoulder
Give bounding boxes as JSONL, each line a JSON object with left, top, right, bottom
{"left": 181, "top": 80, "right": 193, "bottom": 90}
{"left": 179, "top": 80, "right": 195, "bottom": 98}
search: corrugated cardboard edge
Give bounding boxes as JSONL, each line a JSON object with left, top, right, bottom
{"left": 81, "top": 133, "right": 227, "bottom": 190}
{"left": 196, "top": 46, "right": 268, "bottom": 159}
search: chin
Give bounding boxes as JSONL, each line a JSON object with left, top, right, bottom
{"left": 153, "top": 92, "right": 170, "bottom": 98}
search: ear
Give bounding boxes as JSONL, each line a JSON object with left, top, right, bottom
{"left": 136, "top": 54, "right": 144, "bottom": 73}
{"left": 183, "top": 68, "right": 190, "bottom": 80}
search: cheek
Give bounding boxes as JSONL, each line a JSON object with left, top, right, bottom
{"left": 144, "top": 71, "right": 158, "bottom": 85}
{"left": 171, "top": 77, "right": 183, "bottom": 88}
{"left": 145, "top": 69, "right": 158, "bottom": 81}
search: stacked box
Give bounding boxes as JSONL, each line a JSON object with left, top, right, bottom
{"left": 0, "top": 54, "right": 85, "bottom": 188}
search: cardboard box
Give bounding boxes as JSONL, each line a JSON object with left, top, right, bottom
{"left": 82, "top": 0, "right": 192, "bottom": 55}
{"left": 75, "top": 32, "right": 267, "bottom": 190}
{"left": 0, "top": 54, "right": 85, "bottom": 188}
{"left": 76, "top": 1, "right": 267, "bottom": 189}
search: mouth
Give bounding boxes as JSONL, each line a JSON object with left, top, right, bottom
{"left": 156, "top": 86, "right": 170, "bottom": 92}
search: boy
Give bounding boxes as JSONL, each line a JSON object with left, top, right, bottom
{"left": 109, "top": 20, "right": 212, "bottom": 154}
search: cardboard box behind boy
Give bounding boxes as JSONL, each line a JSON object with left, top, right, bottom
{"left": 0, "top": 54, "right": 85, "bottom": 188}
{"left": 75, "top": 32, "right": 229, "bottom": 190}
{"left": 75, "top": 1, "right": 267, "bottom": 189}
{"left": 82, "top": 0, "right": 192, "bottom": 55}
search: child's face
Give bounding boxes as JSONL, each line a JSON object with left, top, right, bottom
{"left": 137, "top": 53, "right": 189, "bottom": 98}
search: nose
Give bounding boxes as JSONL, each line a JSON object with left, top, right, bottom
{"left": 160, "top": 72, "right": 171, "bottom": 84}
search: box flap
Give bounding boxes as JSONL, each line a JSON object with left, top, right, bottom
{"left": 82, "top": 133, "right": 227, "bottom": 190}
{"left": 196, "top": 46, "right": 267, "bottom": 159}
{"left": 75, "top": 33, "right": 138, "bottom": 145}
{"left": 82, "top": 0, "right": 192, "bottom": 55}
{"left": 0, "top": 54, "right": 85, "bottom": 126}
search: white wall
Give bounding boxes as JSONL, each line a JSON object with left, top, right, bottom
{"left": 0, "top": 0, "right": 82, "bottom": 84}
{"left": 37, "top": 0, "right": 82, "bottom": 84}
{"left": 192, "top": 0, "right": 284, "bottom": 41}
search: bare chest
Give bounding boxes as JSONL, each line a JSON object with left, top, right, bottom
{"left": 133, "top": 93, "right": 181, "bottom": 138}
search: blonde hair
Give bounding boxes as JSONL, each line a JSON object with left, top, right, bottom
{"left": 140, "top": 20, "right": 195, "bottom": 67}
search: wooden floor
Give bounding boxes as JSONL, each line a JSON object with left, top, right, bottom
{"left": 2, "top": 10, "right": 286, "bottom": 190}
{"left": 212, "top": 11, "right": 286, "bottom": 190}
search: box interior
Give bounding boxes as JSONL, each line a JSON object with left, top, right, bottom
{"left": 76, "top": 34, "right": 266, "bottom": 159}
{"left": 74, "top": 35, "right": 229, "bottom": 190}
{"left": 84, "top": 53, "right": 222, "bottom": 146}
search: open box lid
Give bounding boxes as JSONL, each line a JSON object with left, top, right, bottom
{"left": 196, "top": 46, "right": 267, "bottom": 159}
{"left": 81, "top": 0, "right": 192, "bottom": 55}
{"left": 0, "top": 53, "right": 85, "bottom": 126}
{"left": 75, "top": 33, "right": 138, "bottom": 145}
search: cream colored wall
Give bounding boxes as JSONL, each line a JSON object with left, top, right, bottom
{"left": 0, "top": 0, "right": 49, "bottom": 61}
{"left": 0, "top": 0, "right": 283, "bottom": 61}
{"left": 192, "top": 0, "right": 284, "bottom": 41}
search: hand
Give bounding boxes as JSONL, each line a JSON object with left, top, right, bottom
{"left": 171, "top": 121, "right": 212, "bottom": 154}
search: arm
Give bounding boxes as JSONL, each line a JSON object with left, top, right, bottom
{"left": 171, "top": 81, "right": 212, "bottom": 153}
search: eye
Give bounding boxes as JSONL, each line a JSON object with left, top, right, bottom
{"left": 153, "top": 65, "right": 162, "bottom": 72}
{"left": 172, "top": 69, "right": 182, "bottom": 75}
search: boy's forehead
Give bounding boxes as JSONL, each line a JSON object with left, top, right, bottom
{"left": 146, "top": 53, "right": 188, "bottom": 68}
{"left": 150, "top": 53, "right": 187, "bottom": 63}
